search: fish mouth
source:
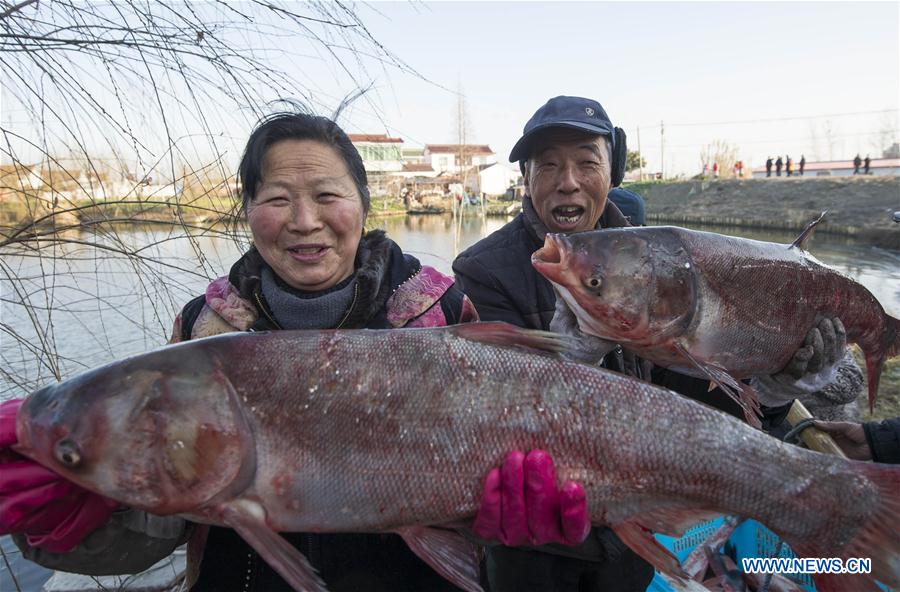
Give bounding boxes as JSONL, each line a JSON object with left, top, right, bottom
{"left": 531, "top": 233, "right": 570, "bottom": 283}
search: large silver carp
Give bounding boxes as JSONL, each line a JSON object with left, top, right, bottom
{"left": 14, "top": 323, "right": 900, "bottom": 591}
{"left": 531, "top": 219, "right": 900, "bottom": 424}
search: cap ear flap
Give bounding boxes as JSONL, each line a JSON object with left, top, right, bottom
{"left": 611, "top": 127, "right": 627, "bottom": 187}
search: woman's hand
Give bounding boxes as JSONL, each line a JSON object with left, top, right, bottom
{"left": 0, "top": 398, "right": 119, "bottom": 553}
{"left": 473, "top": 449, "right": 590, "bottom": 546}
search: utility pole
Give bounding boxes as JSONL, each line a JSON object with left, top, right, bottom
{"left": 637, "top": 126, "right": 644, "bottom": 181}
{"left": 660, "top": 120, "right": 665, "bottom": 180}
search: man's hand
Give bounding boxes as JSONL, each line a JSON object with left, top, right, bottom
{"left": 753, "top": 318, "right": 849, "bottom": 405}
{"left": 0, "top": 399, "right": 119, "bottom": 553}
{"left": 473, "top": 450, "right": 590, "bottom": 547}
{"left": 812, "top": 420, "right": 872, "bottom": 461}
{"left": 778, "top": 318, "right": 847, "bottom": 380}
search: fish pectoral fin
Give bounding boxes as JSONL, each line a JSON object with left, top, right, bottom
{"left": 221, "top": 501, "right": 326, "bottom": 592}
{"left": 450, "top": 322, "right": 574, "bottom": 356}
{"left": 612, "top": 520, "right": 687, "bottom": 580}
{"left": 397, "top": 525, "right": 482, "bottom": 592}
{"left": 671, "top": 342, "right": 762, "bottom": 429}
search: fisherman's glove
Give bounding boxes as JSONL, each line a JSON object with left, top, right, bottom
{"left": 473, "top": 449, "right": 591, "bottom": 546}
{"left": 751, "top": 317, "right": 857, "bottom": 405}
{"left": 0, "top": 398, "right": 119, "bottom": 553}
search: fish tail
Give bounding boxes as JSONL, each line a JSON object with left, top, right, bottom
{"left": 790, "top": 462, "right": 900, "bottom": 591}
{"left": 863, "top": 313, "right": 900, "bottom": 413}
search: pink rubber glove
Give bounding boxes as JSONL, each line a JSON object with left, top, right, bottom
{"left": 473, "top": 449, "right": 590, "bottom": 546}
{"left": 0, "top": 398, "right": 119, "bottom": 553}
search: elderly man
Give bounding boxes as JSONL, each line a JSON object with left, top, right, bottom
{"left": 453, "top": 96, "right": 863, "bottom": 592}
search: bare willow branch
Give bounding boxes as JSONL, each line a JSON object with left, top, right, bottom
{"left": 2, "top": 0, "right": 433, "bottom": 419}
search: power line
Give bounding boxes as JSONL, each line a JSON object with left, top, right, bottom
{"left": 664, "top": 129, "right": 895, "bottom": 149}
{"left": 637, "top": 108, "right": 899, "bottom": 129}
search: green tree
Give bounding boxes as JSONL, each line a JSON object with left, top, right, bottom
{"left": 625, "top": 150, "right": 646, "bottom": 172}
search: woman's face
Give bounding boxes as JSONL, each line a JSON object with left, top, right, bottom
{"left": 247, "top": 139, "right": 365, "bottom": 292}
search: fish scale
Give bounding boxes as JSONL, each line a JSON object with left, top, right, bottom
{"left": 14, "top": 323, "right": 900, "bottom": 592}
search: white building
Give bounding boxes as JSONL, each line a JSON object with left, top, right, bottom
{"left": 751, "top": 157, "right": 900, "bottom": 178}
{"left": 476, "top": 163, "right": 521, "bottom": 196}
{"left": 423, "top": 144, "right": 496, "bottom": 174}
{"left": 348, "top": 134, "right": 404, "bottom": 173}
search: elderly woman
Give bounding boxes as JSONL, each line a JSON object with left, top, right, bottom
{"left": 1, "top": 112, "right": 589, "bottom": 591}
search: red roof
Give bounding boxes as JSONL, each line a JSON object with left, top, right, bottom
{"left": 348, "top": 134, "right": 403, "bottom": 144}
{"left": 401, "top": 163, "right": 435, "bottom": 172}
{"left": 425, "top": 144, "right": 494, "bottom": 155}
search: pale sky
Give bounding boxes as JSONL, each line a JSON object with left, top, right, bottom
{"left": 345, "top": 1, "right": 900, "bottom": 176}
{"left": 3, "top": 1, "right": 898, "bottom": 178}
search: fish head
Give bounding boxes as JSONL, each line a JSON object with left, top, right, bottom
{"left": 532, "top": 229, "right": 696, "bottom": 343}
{"left": 15, "top": 343, "right": 256, "bottom": 515}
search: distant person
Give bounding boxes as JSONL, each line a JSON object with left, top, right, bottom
{"left": 799, "top": 154, "right": 806, "bottom": 176}
{"left": 736, "top": 160, "right": 744, "bottom": 177}
{"left": 775, "top": 155, "right": 783, "bottom": 176}
{"left": 786, "top": 155, "right": 793, "bottom": 177}
{"left": 765, "top": 156, "right": 773, "bottom": 177}
{"left": 864, "top": 155, "right": 871, "bottom": 174}
{"left": 853, "top": 153, "right": 862, "bottom": 174}
{"left": 703, "top": 163, "right": 709, "bottom": 177}
{"left": 713, "top": 161, "right": 719, "bottom": 178}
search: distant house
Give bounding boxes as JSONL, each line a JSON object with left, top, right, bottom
{"left": 751, "top": 158, "right": 900, "bottom": 178}
{"left": 397, "top": 162, "right": 438, "bottom": 179}
{"left": 0, "top": 163, "right": 44, "bottom": 196}
{"left": 476, "top": 163, "right": 521, "bottom": 196}
{"left": 401, "top": 146, "right": 426, "bottom": 165}
{"left": 423, "top": 144, "right": 496, "bottom": 174}
{"left": 348, "top": 134, "right": 404, "bottom": 173}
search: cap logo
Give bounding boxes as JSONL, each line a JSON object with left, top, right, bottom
{"left": 585, "top": 107, "right": 595, "bottom": 117}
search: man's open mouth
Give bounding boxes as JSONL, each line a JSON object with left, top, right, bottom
{"left": 552, "top": 205, "right": 584, "bottom": 226}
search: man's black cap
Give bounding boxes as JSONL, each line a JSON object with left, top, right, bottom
{"left": 509, "top": 96, "right": 615, "bottom": 163}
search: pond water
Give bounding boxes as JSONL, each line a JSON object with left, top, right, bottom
{"left": 1, "top": 214, "right": 898, "bottom": 590}
{"left": 2, "top": 213, "right": 898, "bottom": 397}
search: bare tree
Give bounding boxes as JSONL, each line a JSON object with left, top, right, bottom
{"left": 873, "top": 111, "right": 899, "bottom": 157}
{"left": 699, "top": 140, "right": 739, "bottom": 178}
{"left": 0, "top": 1, "right": 427, "bottom": 395}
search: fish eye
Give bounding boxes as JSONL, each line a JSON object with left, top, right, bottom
{"left": 583, "top": 275, "right": 602, "bottom": 291}
{"left": 55, "top": 439, "right": 82, "bottom": 468}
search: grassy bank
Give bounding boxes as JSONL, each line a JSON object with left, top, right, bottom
{"left": 855, "top": 349, "right": 900, "bottom": 422}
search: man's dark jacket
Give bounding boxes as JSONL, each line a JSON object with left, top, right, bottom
{"left": 866, "top": 417, "right": 900, "bottom": 464}
{"left": 452, "top": 189, "right": 745, "bottom": 592}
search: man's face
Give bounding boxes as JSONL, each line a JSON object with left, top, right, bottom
{"left": 524, "top": 128, "right": 612, "bottom": 234}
